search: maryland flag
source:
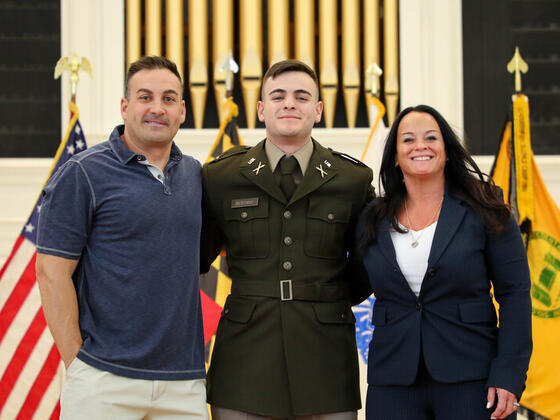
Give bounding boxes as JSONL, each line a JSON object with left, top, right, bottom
{"left": 200, "top": 97, "right": 243, "bottom": 363}
{"left": 491, "top": 93, "right": 560, "bottom": 419}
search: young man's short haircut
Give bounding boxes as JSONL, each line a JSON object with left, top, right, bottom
{"left": 125, "top": 56, "right": 183, "bottom": 98}
{"left": 261, "top": 59, "right": 320, "bottom": 99}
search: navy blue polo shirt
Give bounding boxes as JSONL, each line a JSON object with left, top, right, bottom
{"left": 37, "top": 125, "right": 205, "bottom": 380}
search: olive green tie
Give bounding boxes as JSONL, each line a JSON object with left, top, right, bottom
{"left": 279, "top": 155, "right": 298, "bottom": 200}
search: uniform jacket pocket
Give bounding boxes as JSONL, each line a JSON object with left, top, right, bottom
{"left": 223, "top": 196, "right": 269, "bottom": 259}
{"left": 222, "top": 296, "right": 257, "bottom": 324}
{"left": 305, "top": 198, "right": 352, "bottom": 259}
{"left": 312, "top": 301, "right": 355, "bottom": 324}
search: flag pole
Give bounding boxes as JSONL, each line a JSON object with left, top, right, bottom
{"left": 47, "top": 54, "right": 92, "bottom": 182}
{"left": 361, "top": 63, "right": 385, "bottom": 161}
{"left": 507, "top": 46, "right": 529, "bottom": 94}
{"left": 220, "top": 51, "right": 239, "bottom": 100}
{"left": 54, "top": 53, "right": 93, "bottom": 105}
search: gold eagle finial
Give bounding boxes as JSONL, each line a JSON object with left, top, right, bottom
{"left": 54, "top": 53, "right": 93, "bottom": 103}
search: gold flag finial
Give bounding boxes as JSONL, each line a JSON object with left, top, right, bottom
{"left": 507, "top": 47, "right": 528, "bottom": 93}
{"left": 366, "top": 63, "right": 383, "bottom": 97}
{"left": 219, "top": 52, "right": 239, "bottom": 98}
{"left": 54, "top": 53, "right": 93, "bottom": 103}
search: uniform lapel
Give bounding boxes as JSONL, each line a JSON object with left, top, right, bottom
{"left": 240, "top": 140, "right": 286, "bottom": 204}
{"left": 427, "top": 193, "right": 467, "bottom": 266}
{"left": 290, "top": 140, "right": 338, "bottom": 204}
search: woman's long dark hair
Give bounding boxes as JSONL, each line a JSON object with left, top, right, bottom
{"left": 362, "top": 105, "right": 511, "bottom": 247}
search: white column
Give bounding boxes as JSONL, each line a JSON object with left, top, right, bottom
{"left": 60, "top": 0, "right": 125, "bottom": 139}
{"left": 399, "top": 0, "right": 464, "bottom": 138}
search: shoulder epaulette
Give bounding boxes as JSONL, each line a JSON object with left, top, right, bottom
{"left": 208, "top": 145, "right": 250, "bottom": 163}
{"left": 329, "top": 149, "right": 368, "bottom": 167}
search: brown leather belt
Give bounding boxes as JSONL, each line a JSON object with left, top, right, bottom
{"left": 231, "top": 280, "right": 349, "bottom": 302}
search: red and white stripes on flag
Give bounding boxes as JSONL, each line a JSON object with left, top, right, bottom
{"left": 0, "top": 101, "right": 86, "bottom": 419}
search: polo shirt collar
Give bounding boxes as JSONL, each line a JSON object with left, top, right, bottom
{"left": 109, "top": 125, "right": 183, "bottom": 165}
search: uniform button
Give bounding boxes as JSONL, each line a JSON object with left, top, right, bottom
{"left": 283, "top": 236, "right": 293, "bottom": 246}
{"left": 341, "top": 313, "right": 346, "bottom": 319}
{"left": 416, "top": 303, "right": 422, "bottom": 311}
{"left": 282, "top": 261, "right": 293, "bottom": 271}
{"left": 224, "top": 308, "right": 229, "bottom": 314}
{"left": 157, "top": 174, "right": 163, "bottom": 180}
{"left": 327, "top": 213, "right": 335, "bottom": 221}
{"left": 240, "top": 211, "right": 248, "bottom": 219}
{"left": 283, "top": 210, "right": 292, "bottom": 219}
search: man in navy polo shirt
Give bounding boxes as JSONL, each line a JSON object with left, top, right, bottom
{"left": 36, "top": 56, "right": 208, "bottom": 419}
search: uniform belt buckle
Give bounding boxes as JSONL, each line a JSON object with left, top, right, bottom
{"left": 280, "top": 280, "right": 293, "bottom": 301}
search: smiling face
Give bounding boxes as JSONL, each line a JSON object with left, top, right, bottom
{"left": 121, "top": 68, "right": 186, "bottom": 149}
{"left": 395, "top": 111, "right": 447, "bottom": 181}
{"left": 257, "top": 71, "right": 323, "bottom": 146}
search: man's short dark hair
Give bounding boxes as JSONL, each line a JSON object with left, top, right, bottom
{"left": 261, "top": 59, "right": 320, "bottom": 99}
{"left": 125, "top": 56, "right": 183, "bottom": 98}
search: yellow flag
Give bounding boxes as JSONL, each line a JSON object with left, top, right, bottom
{"left": 492, "top": 94, "right": 560, "bottom": 419}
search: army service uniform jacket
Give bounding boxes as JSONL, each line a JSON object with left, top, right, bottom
{"left": 201, "top": 139, "right": 374, "bottom": 418}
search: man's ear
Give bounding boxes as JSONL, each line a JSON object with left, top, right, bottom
{"left": 180, "top": 100, "right": 186, "bottom": 124}
{"left": 257, "top": 101, "right": 265, "bottom": 122}
{"left": 120, "top": 97, "right": 128, "bottom": 121}
{"left": 314, "top": 101, "right": 323, "bottom": 123}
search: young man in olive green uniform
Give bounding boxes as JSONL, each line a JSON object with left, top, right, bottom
{"left": 201, "top": 60, "right": 374, "bottom": 420}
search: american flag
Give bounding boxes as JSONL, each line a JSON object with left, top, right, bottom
{"left": 0, "top": 101, "right": 86, "bottom": 419}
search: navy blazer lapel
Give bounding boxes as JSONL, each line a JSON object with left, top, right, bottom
{"left": 376, "top": 218, "right": 400, "bottom": 271}
{"left": 427, "top": 193, "right": 467, "bottom": 266}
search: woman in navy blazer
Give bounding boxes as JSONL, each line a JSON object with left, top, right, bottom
{"left": 354, "top": 105, "right": 532, "bottom": 420}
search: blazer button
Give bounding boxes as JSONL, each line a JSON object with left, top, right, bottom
{"left": 416, "top": 303, "right": 422, "bottom": 311}
{"left": 427, "top": 268, "right": 436, "bottom": 277}
{"left": 282, "top": 261, "right": 293, "bottom": 271}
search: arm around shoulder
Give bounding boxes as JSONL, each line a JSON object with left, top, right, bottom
{"left": 200, "top": 163, "right": 225, "bottom": 274}
{"left": 347, "top": 208, "right": 373, "bottom": 305}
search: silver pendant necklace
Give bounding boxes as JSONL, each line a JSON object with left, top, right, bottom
{"left": 404, "top": 197, "right": 444, "bottom": 248}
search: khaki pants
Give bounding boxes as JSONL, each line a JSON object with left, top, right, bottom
{"left": 61, "top": 358, "right": 209, "bottom": 420}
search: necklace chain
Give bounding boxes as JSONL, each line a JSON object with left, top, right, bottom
{"left": 404, "top": 197, "right": 444, "bottom": 248}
